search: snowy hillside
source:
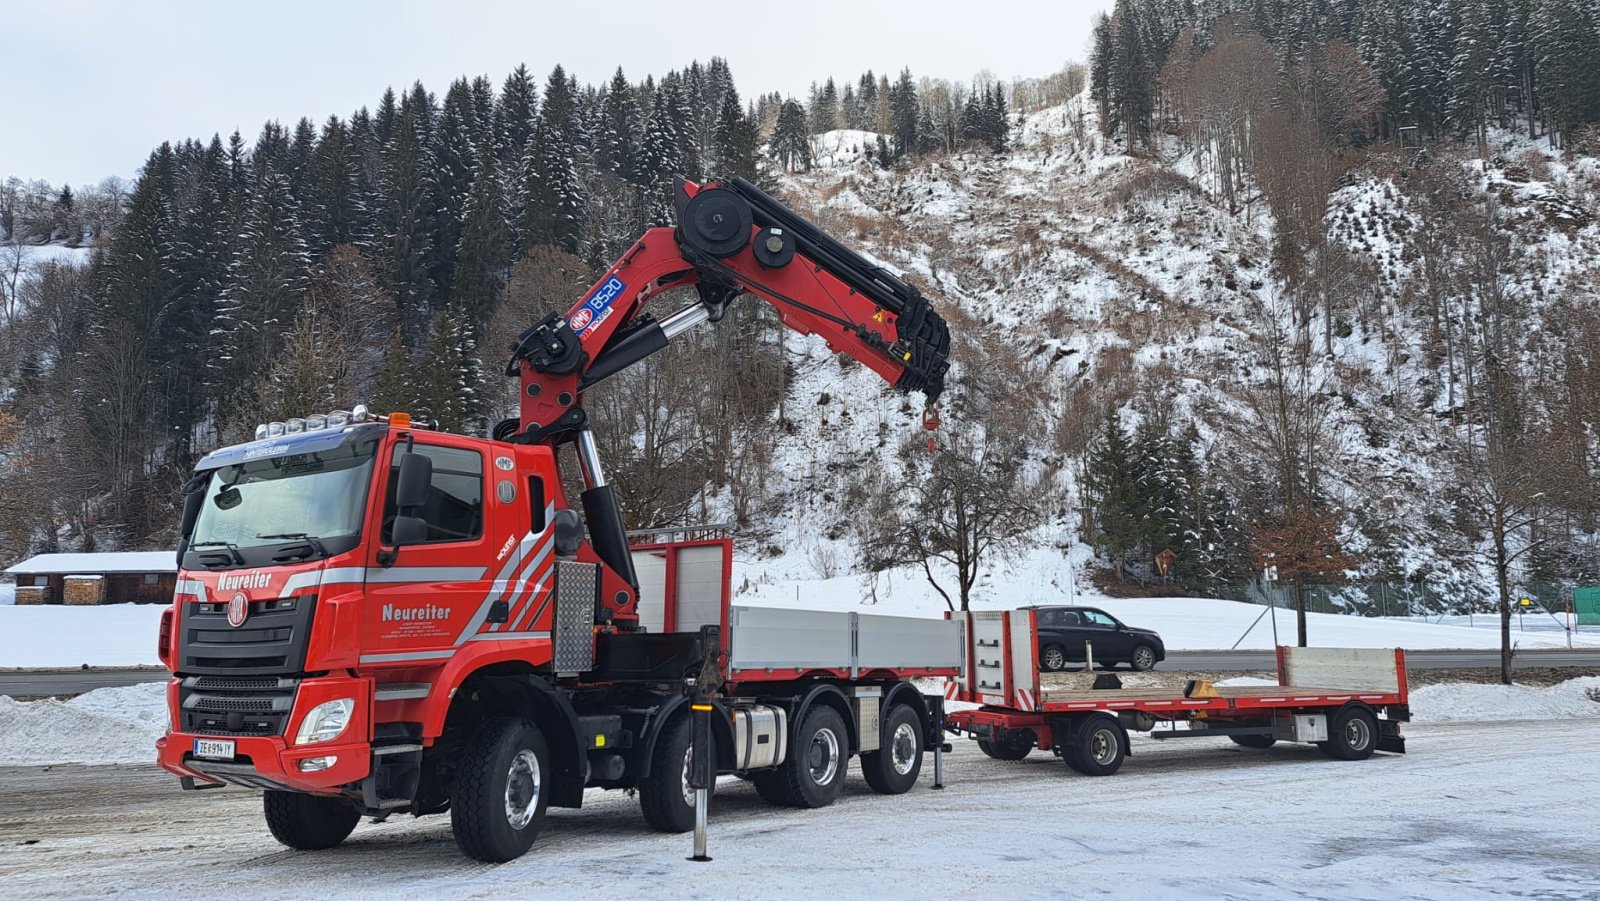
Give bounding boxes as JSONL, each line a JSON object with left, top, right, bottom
{"left": 726, "top": 92, "right": 1600, "bottom": 614}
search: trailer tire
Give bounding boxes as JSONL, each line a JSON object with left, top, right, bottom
{"left": 1040, "top": 644, "right": 1068, "bottom": 672}
{"left": 762, "top": 705, "right": 849, "bottom": 808}
{"left": 860, "top": 704, "right": 923, "bottom": 794}
{"left": 1318, "top": 706, "right": 1378, "bottom": 761}
{"left": 1063, "top": 715, "right": 1126, "bottom": 776}
{"left": 639, "top": 713, "right": 713, "bottom": 832}
{"left": 976, "top": 729, "right": 1034, "bottom": 760}
{"left": 262, "top": 791, "right": 361, "bottom": 851}
{"left": 1229, "top": 734, "right": 1277, "bottom": 749}
{"left": 451, "top": 717, "right": 550, "bottom": 863}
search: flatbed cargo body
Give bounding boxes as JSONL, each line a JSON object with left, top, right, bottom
{"left": 944, "top": 610, "right": 1409, "bottom": 774}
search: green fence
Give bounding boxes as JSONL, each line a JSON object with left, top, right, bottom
{"left": 1577, "top": 587, "right": 1600, "bottom": 626}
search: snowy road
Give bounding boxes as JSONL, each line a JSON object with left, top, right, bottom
{"left": 1, "top": 719, "right": 1595, "bottom": 900}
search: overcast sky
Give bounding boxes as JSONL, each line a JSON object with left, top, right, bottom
{"left": 2, "top": 0, "right": 1111, "bottom": 186}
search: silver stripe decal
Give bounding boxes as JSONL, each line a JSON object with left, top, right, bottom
{"left": 487, "top": 532, "right": 547, "bottom": 633}
{"left": 174, "top": 578, "right": 206, "bottom": 599}
{"left": 367, "top": 566, "right": 486, "bottom": 584}
{"left": 466, "top": 631, "right": 551, "bottom": 642}
{"left": 459, "top": 531, "right": 540, "bottom": 641}
{"left": 514, "top": 568, "right": 557, "bottom": 632}
{"left": 375, "top": 684, "right": 432, "bottom": 701}
{"left": 359, "top": 650, "right": 457, "bottom": 663}
{"left": 493, "top": 538, "right": 555, "bottom": 633}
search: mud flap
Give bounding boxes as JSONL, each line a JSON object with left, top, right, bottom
{"left": 1377, "top": 719, "right": 1406, "bottom": 754}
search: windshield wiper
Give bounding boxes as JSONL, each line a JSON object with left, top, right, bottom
{"left": 189, "top": 540, "right": 243, "bottom": 565}
{"left": 256, "top": 533, "right": 328, "bottom": 559}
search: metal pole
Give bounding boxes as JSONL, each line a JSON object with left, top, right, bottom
{"left": 932, "top": 708, "right": 945, "bottom": 790}
{"left": 693, "top": 787, "right": 709, "bottom": 859}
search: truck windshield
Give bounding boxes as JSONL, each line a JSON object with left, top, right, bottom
{"left": 190, "top": 439, "right": 378, "bottom": 550}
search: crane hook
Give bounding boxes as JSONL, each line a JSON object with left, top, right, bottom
{"left": 922, "top": 406, "right": 941, "bottom": 454}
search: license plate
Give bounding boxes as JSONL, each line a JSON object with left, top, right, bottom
{"left": 193, "top": 738, "right": 236, "bottom": 760}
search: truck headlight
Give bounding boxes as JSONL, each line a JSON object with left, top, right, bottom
{"left": 295, "top": 699, "right": 354, "bottom": 745}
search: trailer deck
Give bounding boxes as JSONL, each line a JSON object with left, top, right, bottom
{"left": 943, "top": 610, "right": 1410, "bottom": 774}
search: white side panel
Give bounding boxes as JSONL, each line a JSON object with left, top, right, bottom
{"left": 728, "top": 606, "right": 852, "bottom": 670}
{"left": 969, "top": 611, "right": 1009, "bottom": 704}
{"left": 855, "top": 613, "right": 964, "bottom": 670}
{"left": 1282, "top": 647, "right": 1400, "bottom": 692}
{"left": 1009, "top": 612, "right": 1038, "bottom": 696}
{"left": 631, "top": 549, "right": 667, "bottom": 634}
{"left": 674, "top": 545, "right": 725, "bottom": 633}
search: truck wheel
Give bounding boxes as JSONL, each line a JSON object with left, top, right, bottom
{"left": 451, "top": 717, "right": 550, "bottom": 863}
{"left": 262, "top": 790, "right": 361, "bottom": 851}
{"left": 1063, "top": 715, "right": 1125, "bottom": 776}
{"left": 1040, "top": 645, "right": 1067, "bottom": 672}
{"left": 976, "top": 729, "right": 1034, "bottom": 760}
{"left": 761, "top": 705, "right": 849, "bottom": 808}
{"left": 1229, "top": 734, "right": 1277, "bottom": 749}
{"left": 640, "top": 713, "right": 714, "bottom": 832}
{"left": 1130, "top": 645, "right": 1158, "bottom": 671}
{"left": 1318, "top": 706, "right": 1377, "bottom": 761}
{"left": 860, "top": 704, "right": 923, "bottom": 794}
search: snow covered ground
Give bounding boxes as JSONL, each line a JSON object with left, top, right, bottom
{"left": 0, "top": 604, "right": 167, "bottom": 667}
{"left": 0, "top": 712, "right": 1595, "bottom": 898}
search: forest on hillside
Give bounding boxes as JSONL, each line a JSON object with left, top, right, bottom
{"left": 2, "top": 0, "right": 1599, "bottom": 622}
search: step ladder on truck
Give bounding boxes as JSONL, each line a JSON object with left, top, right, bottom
{"left": 942, "top": 609, "right": 1410, "bottom": 774}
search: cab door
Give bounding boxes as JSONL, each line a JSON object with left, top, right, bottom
{"left": 361, "top": 439, "right": 498, "bottom": 665}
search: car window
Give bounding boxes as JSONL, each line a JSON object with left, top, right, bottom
{"left": 382, "top": 444, "right": 484, "bottom": 544}
{"left": 1084, "top": 610, "right": 1117, "bottom": 627}
{"left": 1038, "top": 609, "right": 1063, "bottom": 627}
{"left": 1059, "top": 611, "right": 1081, "bottom": 625}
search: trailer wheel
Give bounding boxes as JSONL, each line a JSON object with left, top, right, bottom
{"left": 1040, "top": 644, "right": 1068, "bottom": 672}
{"left": 1318, "top": 706, "right": 1377, "bottom": 761}
{"left": 1063, "top": 715, "right": 1126, "bottom": 776}
{"left": 1229, "top": 734, "right": 1277, "bottom": 749}
{"left": 861, "top": 704, "right": 923, "bottom": 794}
{"left": 759, "top": 705, "right": 849, "bottom": 808}
{"left": 639, "top": 712, "right": 714, "bottom": 832}
{"left": 1130, "top": 645, "right": 1158, "bottom": 671}
{"left": 976, "top": 729, "right": 1035, "bottom": 760}
{"left": 450, "top": 717, "right": 550, "bottom": 863}
{"left": 262, "top": 791, "right": 361, "bottom": 851}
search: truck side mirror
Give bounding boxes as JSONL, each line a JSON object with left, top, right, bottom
{"left": 553, "top": 508, "right": 583, "bottom": 557}
{"left": 395, "top": 452, "right": 432, "bottom": 510}
{"left": 391, "top": 514, "right": 429, "bottom": 546}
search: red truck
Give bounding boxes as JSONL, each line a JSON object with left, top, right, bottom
{"left": 943, "top": 609, "right": 1410, "bottom": 773}
{"left": 155, "top": 179, "right": 959, "bottom": 862}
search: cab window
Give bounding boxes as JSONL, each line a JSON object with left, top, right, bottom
{"left": 382, "top": 444, "right": 484, "bottom": 543}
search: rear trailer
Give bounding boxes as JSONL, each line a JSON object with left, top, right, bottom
{"left": 943, "top": 609, "right": 1409, "bottom": 775}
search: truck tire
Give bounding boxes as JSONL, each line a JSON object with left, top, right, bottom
{"left": 860, "top": 704, "right": 923, "bottom": 794}
{"left": 1063, "top": 715, "right": 1125, "bottom": 776}
{"left": 639, "top": 713, "right": 714, "bottom": 832}
{"left": 1130, "top": 645, "right": 1159, "bottom": 671}
{"left": 451, "top": 717, "right": 551, "bottom": 863}
{"left": 976, "top": 729, "right": 1034, "bottom": 760}
{"left": 759, "top": 705, "right": 850, "bottom": 808}
{"left": 1040, "top": 644, "right": 1068, "bottom": 672}
{"left": 1318, "top": 706, "right": 1378, "bottom": 761}
{"left": 262, "top": 790, "right": 361, "bottom": 851}
{"left": 1229, "top": 734, "right": 1277, "bottom": 749}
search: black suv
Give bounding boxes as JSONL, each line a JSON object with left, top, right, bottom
{"left": 1024, "top": 605, "right": 1166, "bottom": 672}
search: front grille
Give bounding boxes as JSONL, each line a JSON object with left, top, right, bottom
{"left": 179, "top": 674, "right": 299, "bottom": 737}
{"left": 178, "top": 595, "right": 316, "bottom": 675}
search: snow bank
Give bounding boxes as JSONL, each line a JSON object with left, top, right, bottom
{"left": 0, "top": 583, "right": 14, "bottom": 605}
{"left": 0, "top": 604, "right": 165, "bottom": 667}
{"left": 0, "top": 681, "right": 165, "bottom": 765}
{"left": 1410, "top": 677, "right": 1600, "bottom": 724}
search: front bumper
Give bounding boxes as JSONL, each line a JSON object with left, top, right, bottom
{"left": 156, "top": 674, "right": 373, "bottom": 794}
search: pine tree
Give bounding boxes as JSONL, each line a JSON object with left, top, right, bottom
{"left": 376, "top": 96, "right": 436, "bottom": 334}
{"left": 889, "top": 69, "right": 919, "bottom": 158}
{"left": 713, "top": 86, "right": 760, "bottom": 181}
{"left": 427, "top": 78, "right": 480, "bottom": 303}
{"left": 215, "top": 169, "right": 311, "bottom": 405}
{"left": 770, "top": 99, "right": 812, "bottom": 172}
{"left": 638, "top": 88, "right": 686, "bottom": 224}
{"left": 1083, "top": 409, "right": 1142, "bottom": 576}
{"left": 1533, "top": 0, "right": 1600, "bottom": 144}
{"left": 494, "top": 65, "right": 538, "bottom": 171}
{"left": 375, "top": 87, "right": 399, "bottom": 147}
{"left": 305, "top": 115, "right": 367, "bottom": 253}
{"left": 454, "top": 137, "right": 507, "bottom": 337}
{"left": 812, "top": 77, "right": 839, "bottom": 132}
{"left": 599, "top": 67, "right": 639, "bottom": 181}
